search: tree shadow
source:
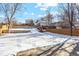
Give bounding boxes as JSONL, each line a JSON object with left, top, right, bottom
{"left": 70, "top": 42, "right": 79, "bottom": 56}
{"left": 36, "top": 38, "right": 69, "bottom": 56}
{"left": 36, "top": 38, "right": 79, "bottom": 56}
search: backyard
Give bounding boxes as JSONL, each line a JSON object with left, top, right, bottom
{"left": 0, "top": 27, "right": 79, "bottom": 56}
{"left": 0, "top": 3, "right": 79, "bottom": 56}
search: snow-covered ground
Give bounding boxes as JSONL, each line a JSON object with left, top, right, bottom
{"left": 0, "top": 28, "right": 79, "bottom": 56}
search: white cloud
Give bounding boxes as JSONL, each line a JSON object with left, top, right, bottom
{"left": 24, "top": 12, "right": 35, "bottom": 16}
{"left": 45, "top": 3, "right": 58, "bottom": 7}
{"left": 35, "top": 3, "right": 58, "bottom": 8}
{"left": 40, "top": 7, "right": 48, "bottom": 11}
{"left": 51, "top": 11, "right": 58, "bottom": 16}
{"left": 38, "top": 14, "right": 46, "bottom": 17}
{"left": 38, "top": 14, "right": 43, "bottom": 17}
{"left": 24, "top": 12, "right": 28, "bottom": 15}
{"left": 0, "top": 15, "right": 4, "bottom": 18}
{"left": 35, "top": 3, "right": 58, "bottom": 11}
{"left": 31, "top": 13, "right": 35, "bottom": 15}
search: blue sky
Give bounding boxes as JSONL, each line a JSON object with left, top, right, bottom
{"left": 0, "top": 3, "right": 59, "bottom": 23}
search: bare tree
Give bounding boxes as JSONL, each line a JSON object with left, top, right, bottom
{"left": 75, "top": 4, "right": 79, "bottom": 21}
{"left": 46, "top": 10, "right": 53, "bottom": 26}
{"left": 0, "top": 3, "right": 22, "bottom": 30}
{"left": 58, "top": 3, "right": 77, "bottom": 36}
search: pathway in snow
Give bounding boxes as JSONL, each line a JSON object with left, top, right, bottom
{"left": 0, "top": 28, "right": 79, "bottom": 56}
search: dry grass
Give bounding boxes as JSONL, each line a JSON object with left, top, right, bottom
{"left": 12, "top": 24, "right": 33, "bottom": 28}
{"left": 45, "top": 29, "right": 79, "bottom": 36}
{"left": 10, "top": 30, "right": 30, "bottom": 33}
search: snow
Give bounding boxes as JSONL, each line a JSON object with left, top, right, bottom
{"left": 0, "top": 28, "right": 79, "bottom": 56}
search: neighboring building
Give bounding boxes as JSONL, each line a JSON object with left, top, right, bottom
{"left": 25, "top": 18, "right": 34, "bottom": 26}
{"left": 40, "top": 13, "right": 53, "bottom": 26}
{"left": 49, "top": 22, "right": 63, "bottom": 29}
{"left": 62, "top": 19, "right": 79, "bottom": 29}
{"left": 49, "top": 20, "right": 79, "bottom": 29}
{"left": 35, "top": 12, "right": 79, "bottom": 29}
{"left": 73, "top": 21, "right": 79, "bottom": 29}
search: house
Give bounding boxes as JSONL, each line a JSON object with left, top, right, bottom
{"left": 73, "top": 21, "right": 79, "bottom": 29}
{"left": 39, "top": 13, "right": 53, "bottom": 26}
{"left": 48, "top": 22, "right": 63, "bottom": 29}
{"left": 25, "top": 18, "right": 34, "bottom": 26}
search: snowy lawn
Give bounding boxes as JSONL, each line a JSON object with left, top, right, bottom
{"left": 0, "top": 28, "right": 79, "bottom": 56}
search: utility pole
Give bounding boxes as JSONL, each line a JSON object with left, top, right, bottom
{"left": 70, "top": 3, "right": 74, "bottom": 36}
{"left": 68, "top": 3, "right": 73, "bottom": 36}
{"left": 70, "top": 3, "right": 73, "bottom": 36}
